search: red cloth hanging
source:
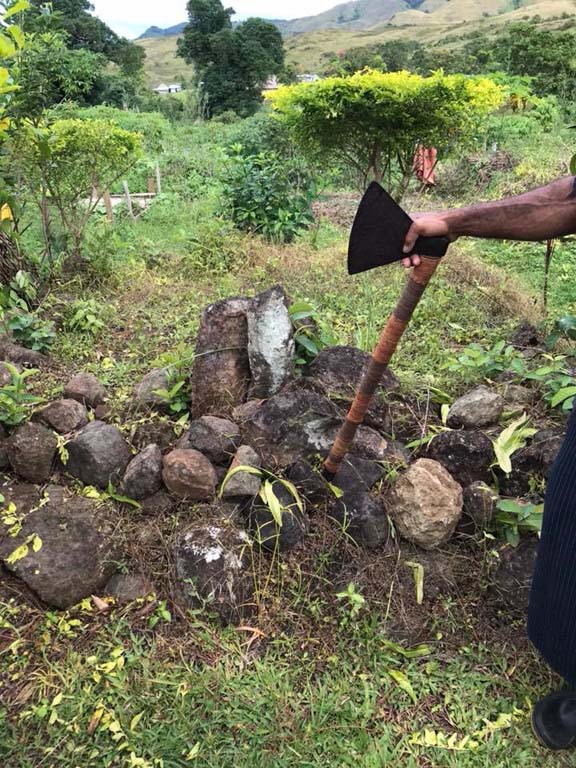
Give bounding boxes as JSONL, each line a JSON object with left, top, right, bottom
{"left": 414, "top": 145, "right": 437, "bottom": 186}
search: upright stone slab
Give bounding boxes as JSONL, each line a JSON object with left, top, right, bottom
{"left": 190, "top": 297, "right": 252, "bottom": 418}
{"left": 247, "top": 285, "right": 295, "bottom": 399}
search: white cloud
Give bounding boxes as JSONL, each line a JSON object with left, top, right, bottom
{"left": 92, "top": 0, "right": 340, "bottom": 38}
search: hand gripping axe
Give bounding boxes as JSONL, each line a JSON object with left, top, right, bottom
{"left": 324, "top": 182, "right": 450, "bottom": 477}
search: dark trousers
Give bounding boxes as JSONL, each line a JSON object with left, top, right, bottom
{"left": 529, "top": 407, "right": 576, "bottom": 685}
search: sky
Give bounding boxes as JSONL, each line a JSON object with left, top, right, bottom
{"left": 92, "top": 0, "right": 339, "bottom": 38}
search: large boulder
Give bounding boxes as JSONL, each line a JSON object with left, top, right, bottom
{"left": 63, "top": 373, "right": 107, "bottom": 408}
{"left": 247, "top": 285, "right": 294, "bottom": 399}
{"left": 34, "top": 399, "right": 88, "bottom": 434}
{"left": 122, "top": 444, "right": 163, "bottom": 501}
{"left": 426, "top": 429, "right": 494, "bottom": 487}
{"left": 248, "top": 480, "right": 308, "bottom": 552}
{"left": 190, "top": 296, "right": 252, "bottom": 418}
{"left": 66, "top": 421, "right": 131, "bottom": 489}
{"left": 162, "top": 449, "right": 217, "bottom": 500}
{"left": 174, "top": 519, "right": 254, "bottom": 623}
{"left": 242, "top": 388, "right": 393, "bottom": 468}
{"left": 387, "top": 459, "right": 463, "bottom": 550}
{"left": 7, "top": 423, "right": 57, "bottom": 483}
{"left": 177, "top": 416, "right": 240, "bottom": 464}
{"left": 332, "top": 489, "right": 390, "bottom": 549}
{"left": 133, "top": 369, "right": 170, "bottom": 411}
{"left": 447, "top": 386, "right": 504, "bottom": 429}
{"left": 499, "top": 428, "right": 564, "bottom": 497}
{"left": 0, "top": 486, "right": 115, "bottom": 609}
{"left": 221, "top": 445, "right": 262, "bottom": 498}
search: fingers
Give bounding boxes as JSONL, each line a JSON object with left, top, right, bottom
{"left": 402, "top": 255, "right": 422, "bottom": 269}
{"left": 403, "top": 221, "right": 420, "bottom": 255}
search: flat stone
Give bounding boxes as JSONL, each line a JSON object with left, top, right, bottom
{"left": 247, "top": 285, "right": 294, "bottom": 399}
{"left": 63, "top": 373, "right": 106, "bottom": 408}
{"left": 177, "top": 416, "right": 240, "bottom": 464}
{"left": 162, "top": 449, "right": 217, "bottom": 500}
{"left": 387, "top": 459, "right": 463, "bottom": 550}
{"left": 7, "top": 423, "right": 57, "bottom": 483}
{"left": 447, "top": 386, "right": 504, "bottom": 429}
{"left": 221, "top": 445, "right": 262, "bottom": 498}
{"left": 190, "top": 296, "right": 252, "bottom": 418}
{"left": 35, "top": 399, "right": 88, "bottom": 434}
{"left": 66, "top": 421, "right": 131, "bottom": 489}
{"left": 0, "top": 486, "right": 115, "bottom": 609}
{"left": 122, "top": 444, "right": 163, "bottom": 501}
{"left": 174, "top": 519, "right": 254, "bottom": 624}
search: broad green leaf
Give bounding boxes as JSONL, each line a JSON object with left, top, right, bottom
{"left": 492, "top": 414, "right": 536, "bottom": 474}
{"left": 3, "top": 0, "right": 30, "bottom": 20}
{"left": 6, "top": 541, "right": 28, "bottom": 564}
{"left": 388, "top": 669, "right": 417, "bottom": 704}
{"left": 0, "top": 33, "right": 15, "bottom": 58}
{"left": 551, "top": 386, "right": 576, "bottom": 408}
{"left": 7, "top": 24, "right": 24, "bottom": 49}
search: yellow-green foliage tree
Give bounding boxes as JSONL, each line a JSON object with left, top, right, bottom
{"left": 268, "top": 70, "right": 503, "bottom": 198}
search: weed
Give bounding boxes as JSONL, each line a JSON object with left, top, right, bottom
{"left": 494, "top": 498, "right": 543, "bottom": 546}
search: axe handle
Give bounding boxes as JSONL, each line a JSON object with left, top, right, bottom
{"left": 324, "top": 255, "right": 441, "bottom": 477}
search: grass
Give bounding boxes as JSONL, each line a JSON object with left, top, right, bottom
{"left": 137, "top": 36, "right": 194, "bottom": 87}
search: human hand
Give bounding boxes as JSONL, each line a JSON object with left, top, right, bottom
{"left": 402, "top": 213, "right": 453, "bottom": 268}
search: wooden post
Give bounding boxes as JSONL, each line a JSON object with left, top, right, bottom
{"left": 147, "top": 176, "right": 155, "bottom": 194}
{"left": 155, "top": 162, "right": 162, "bottom": 195}
{"left": 103, "top": 190, "right": 114, "bottom": 222}
{"left": 123, "top": 181, "right": 135, "bottom": 219}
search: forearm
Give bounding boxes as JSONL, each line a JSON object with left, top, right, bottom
{"left": 443, "top": 176, "right": 576, "bottom": 241}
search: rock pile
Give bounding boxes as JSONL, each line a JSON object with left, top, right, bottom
{"left": 0, "top": 286, "right": 558, "bottom": 625}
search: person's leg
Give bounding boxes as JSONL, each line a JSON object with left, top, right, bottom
{"left": 528, "top": 408, "right": 576, "bottom": 749}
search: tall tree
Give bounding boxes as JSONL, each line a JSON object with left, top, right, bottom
{"left": 178, "top": 0, "right": 285, "bottom": 117}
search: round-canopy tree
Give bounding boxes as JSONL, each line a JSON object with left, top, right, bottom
{"left": 268, "top": 69, "right": 503, "bottom": 199}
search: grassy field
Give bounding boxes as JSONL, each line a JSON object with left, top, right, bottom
{"left": 2, "top": 110, "right": 576, "bottom": 767}
{"left": 138, "top": 35, "right": 194, "bottom": 87}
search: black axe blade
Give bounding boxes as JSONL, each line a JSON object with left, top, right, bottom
{"left": 348, "top": 182, "right": 450, "bottom": 275}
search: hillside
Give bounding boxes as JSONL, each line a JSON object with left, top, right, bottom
{"left": 137, "top": 0, "right": 576, "bottom": 82}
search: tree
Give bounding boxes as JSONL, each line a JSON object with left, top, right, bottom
{"left": 268, "top": 70, "right": 503, "bottom": 198}
{"left": 12, "top": 118, "right": 142, "bottom": 263}
{"left": 177, "top": 0, "right": 285, "bottom": 117}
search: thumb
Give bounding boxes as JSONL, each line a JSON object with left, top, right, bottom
{"left": 403, "top": 222, "right": 420, "bottom": 254}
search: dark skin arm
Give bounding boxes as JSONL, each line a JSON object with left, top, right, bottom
{"left": 402, "top": 176, "right": 576, "bottom": 267}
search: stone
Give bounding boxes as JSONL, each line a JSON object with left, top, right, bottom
{"left": 287, "top": 459, "right": 329, "bottom": 503}
{"left": 133, "top": 368, "right": 170, "bottom": 410}
{"left": 426, "top": 429, "right": 494, "bottom": 487}
{"left": 0, "top": 338, "right": 47, "bottom": 367}
{"left": 0, "top": 486, "right": 115, "bottom": 609}
{"left": 7, "top": 423, "right": 57, "bottom": 483}
{"left": 489, "top": 538, "right": 538, "bottom": 617}
{"left": 94, "top": 403, "right": 112, "bottom": 422}
{"left": 132, "top": 421, "right": 176, "bottom": 453}
{"left": 232, "top": 400, "right": 264, "bottom": 424}
{"left": 309, "top": 345, "right": 400, "bottom": 398}
{"left": 0, "top": 439, "right": 9, "bottom": 471}
{"left": 177, "top": 416, "right": 240, "bottom": 464}
{"left": 459, "top": 481, "right": 498, "bottom": 537}
{"left": 499, "top": 428, "right": 564, "bottom": 497}
{"left": 332, "top": 456, "right": 386, "bottom": 495}
{"left": 249, "top": 480, "right": 308, "bottom": 552}
{"left": 247, "top": 285, "right": 294, "bottom": 399}
{"left": 387, "top": 459, "right": 463, "bottom": 550}
{"left": 0, "top": 482, "right": 41, "bottom": 515}
{"left": 162, "top": 449, "right": 217, "bottom": 500}
{"left": 174, "top": 519, "right": 254, "bottom": 623}
{"left": 242, "top": 389, "right": 393, "bottom": 468}
{"left": 447, "top": 386, "right": 504, "bottom": 429}
{"left": 122, "top": 444, "right": 163, "bottom": 501}
{"left": 221, "top": 445, "right": 261, "bottom": 498}
{"left": 35, "top": 399, "right": 88, "bottom": 434}
{"left": 510, "top": 321, "right": 541, "bottom": 350}
{"left": 105, "top": 574, "right": 154, "bottom": 603}
{"left": 0, "top": 361, "right": 19, "bottom": 386}
{"left": 190, "top": 296, "right": 252, "bottom": 418}
{"left": 140, "top": 490, "right": 173, "bottom": 516}
{"left": 498, "top": 383, "right": 536, "bottom": 412}
{"left": 66, "top": 421, "right": 131, "bottom": 489}
{"left": 63, "top": 373, "right": 106, "bottom": 408}
{"left": 332, "top": 490, "right": 390, "bottom": 549}
{"left": 388, "top": 396, "right": 434, "bottom": 443}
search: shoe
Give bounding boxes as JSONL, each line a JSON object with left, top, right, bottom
{"left": 532, "top": 691, "right": 576, "bottom": 750}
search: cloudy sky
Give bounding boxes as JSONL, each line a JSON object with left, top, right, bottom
{"left": 92, "top": 0, "right": 339, "bottom": 38}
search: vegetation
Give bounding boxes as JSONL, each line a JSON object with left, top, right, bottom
{"left": 4, "top": 1, "right": 576, "bottom": 765}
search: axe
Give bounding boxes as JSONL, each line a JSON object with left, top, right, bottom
{"left": 324, "top": 182, "right": 450, "bottom": 477}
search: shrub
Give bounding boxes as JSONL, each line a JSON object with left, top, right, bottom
{"left": 226, "top": 150, "right": 315, "bottom": 243}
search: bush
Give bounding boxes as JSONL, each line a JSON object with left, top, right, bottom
{"left": 226, "top": 150, "right": 315, "bottom": 243}
{"left": 68, "top": 106, "right": 169, "bottom": 155}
